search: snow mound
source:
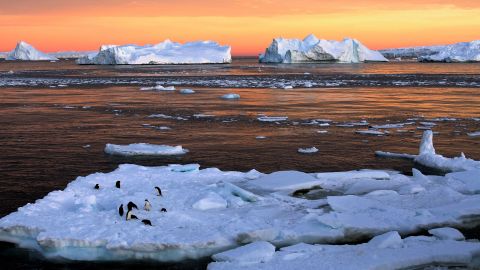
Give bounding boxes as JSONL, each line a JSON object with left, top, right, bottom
{"left": 211, "top": 241, "right": 275, "bottom": 264}
{"left": 104, "top": 143, "right": 188, "bottom": 156}
{"left": 77, "top": 40, "right": 231, "bottom": 65}
{"left": 6, "top": 41, "right": 58, "bottom": 61}
{"left": 428, "top": 227, "right": 465, "bottom": 241}
{"left": 259, "top": 34, "right": 388, "bottom": 63}
{"left": 209, "top": 234, "right": 480, "bottom": 270}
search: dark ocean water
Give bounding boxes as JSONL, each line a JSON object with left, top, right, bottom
{"left": 0, "top": 59, "right": 479, "bottom": 269}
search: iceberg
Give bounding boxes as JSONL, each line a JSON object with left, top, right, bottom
{"left": 6, "top": 41, "right": 58, "bottom": 61}
{"left": 380, "top": 40, "right": 480, "bottom": 62}
{"left": 259, "top": 34, "right": 388, "bottom": 63}
{"left": 104, "top": 143, "right": 188, "bottom": 156}
{"left": 76, "top": 40, "right": 231, "bottom": 65}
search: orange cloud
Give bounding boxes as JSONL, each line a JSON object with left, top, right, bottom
{"left": 1, "top": 1, "right": 479, "bottom": 55}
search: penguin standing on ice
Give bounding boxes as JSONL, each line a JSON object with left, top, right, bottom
{"left": 160, "top": 208, "right": 167, "bottom": 212}
{"left": 144, "top": 199, "right": 151, "bottom": 211}
{"left": 126, "top": 210, "right": 138, "bottom": 220}
{"left": 115, "top": 181, "right": 121, "bottom": 189}
{"left": 155, "top": 186, "right": 162, "bottom": 196}
{"left": 127, "top": 201, "right": 138, "bottom": 211}
{"left": 141, "top": 219, "right": 152, "bottom": 226}
{"left": 118, "top": 204, "right": 124, "bottom": 217}
{"left": 94, "top": 184, "right": 100, "bottom": 189}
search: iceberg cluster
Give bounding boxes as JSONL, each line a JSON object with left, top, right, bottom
{"left": 0, "top": 131, "right": 479, "bottom": 265}
{"left": 77, "top": 40, "right": 232, "bottom": 65}
{"left": 6, "top": 41, "right": 58, "bottom": 61}
{"left": 381, "top": 40, "right": 480, "bottom": 62}
{"left": 259, "top": 34, "right": 388, "bottom": 63}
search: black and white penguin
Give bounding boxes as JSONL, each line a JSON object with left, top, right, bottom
{"left": 155, "top": 186, "right": 162, "bottom": 196}
{"left": 126, "top": 210, "right": 138, "bottom": 220}
{"left": 127, "top": 201, "right": 138, "bottom": 211}
{"left": 119, "top": 204, "right": 124, "bottom": 217}
{"left": 160, "top": 208, "right": 167, "bottom": 212}
{"left": 141, "top": 219, "right": 152, "bottom": 226}
{"left": 94, "top": 184, "right": 99, "bottom": 189}
{"left": 144, "top": 199, "right": 151, "bottom": 211}
{"left": 115, "top": 181, "right": 121, "bottom": 189}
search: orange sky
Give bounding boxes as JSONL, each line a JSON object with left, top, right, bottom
{"left": 1, "top": 0, "right": 479, "bottom": 55}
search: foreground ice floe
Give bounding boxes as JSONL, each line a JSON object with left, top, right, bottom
{"left": 0, "top": 132, "right": 480, "bottom": 263}
{"left": 208, "top": 232, "right": 480, "bottom": 270}
{"left": 259, "top": 34, "right": 388, "bottom": 63}
{"left": 6, "top": 41, "right": 58, "bottom": 61}
{"left": 76, "top": 40, "right": 231, "bottom": 65}
{"left": 104, "top": 143, "right": 188, "bottom": 156}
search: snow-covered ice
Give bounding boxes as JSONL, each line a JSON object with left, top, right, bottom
{"left": 259, "top": 34, "right": 388, "bottom": 63}
{"left": 211, "top": 241, "right": 275, "bottom": 264}
{"left": 77, "top": 40, "right": 231, "bottom": 65}
{"left": 221, "top": 93, "right": 240, "bottom": 100}
{"left": 209, "top": 233, "right": 480, "bottom": 270}
{"left": 6, "top": 41, "right": 58, "bottom": 61}
{"left": 104, "top": 143, "right": 188, "bottom": 156}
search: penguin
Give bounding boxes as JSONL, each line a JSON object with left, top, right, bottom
{"left": 144, "top": 199, "right": 151, "bottom": 211}
{"left": 119, "top": 204, "right": 124, "bottom": 217}
{"left": 160, "top": 208, "right": 167, "bottom": 212}
{"left": 94, "top": 184, "right": 99, "bottom": 189}
{"left": 155, "top": 186, "right": 162, "bottom": 196}
{"left": 141, "top": 219, "right": 152, "bottom": 226}
{"left": 127, "top": 201, "right": 138, "bottom": 211}
{"left": 115, "top": 180, "right": 121, "bottom": 189}
{"left": 126, "top": 210, "right": 138, "bottom": 220}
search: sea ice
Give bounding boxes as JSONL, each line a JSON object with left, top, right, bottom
{"left": 77, "top": 40, "right": 232, "bottom": 65}
{"left": 104, "top": 143, "right": 188, "bottom": 156}
{"left": 211, "top": 241, "right": 276, "bottom": 264}
{"left": 6, "top": 41, "right": 58, "bottom": 61}
{"left": 259, "top": 34, "right": 388, "bottom": 63}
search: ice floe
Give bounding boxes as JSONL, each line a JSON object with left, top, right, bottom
{"left": 140, "top": 85, "right": 175, "bottom": 91}
{"left": 221, "top": 93, "right": 240, "bottom": 100}
{"left": 104, "top": 143, "right": 188, "bottom": 156}
{"left": 259, "top": 34, "right": 388, "bottom": 63}
{"left": 257, "top": 116, "right": 288, "bottom": 122}
{"left": 467, "top": 131, "right": 480, "bottom": 137}
{"left": 77, "top": 40, "right": 231, "bottom": 65}
{"left": 179, "top": 89, "right": 196, "bottom": 94}
{"left": 297, "top": 147, "right": 319, "bottom": 154}
{"left": 6, "top": 41, "right": 58, "bottom": 61}
{"left": 355, "top": 130, "right": 385, "bottom": 136}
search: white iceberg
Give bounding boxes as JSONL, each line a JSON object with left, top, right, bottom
{"left": 259, "top": 34, "right": 388, "bottom": 63}
{"left": 104, "top": 143, "right": 188, "bottom": 156}
{"left": 209, "top": 233, "right": 480, "bottom": 270}
{"left": 381, "top": 40, "right": 480, "bottom": 62}
{"left": 6, "top": 41, "right": 58, "bottom": 61}
{"left": 76, "top": 40, "right": 231, "bottom": 65}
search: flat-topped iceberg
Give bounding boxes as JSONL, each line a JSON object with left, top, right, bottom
{"left": 77, "top": 40, "right": 232, "bottom": 65}
{"left": 381, "top": 40, "right": 480, "bottom": 62}
{"left": 6, "top": 41, "right": 58, "bottom": 61}
{"left": 259, "top": 34, "right": 388, "bottom": 63}
{"left": 104, "top": 143, "right": 188, "bottom": 156}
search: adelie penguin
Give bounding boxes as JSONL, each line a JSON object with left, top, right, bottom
{"left": 126, "top": 210, "right": 138, "bottom": 220}
{"left": 115, "top": 180, "right": 121, "bottom": 189}
{"left": 94, "top": 184, "right": 100, "bottom": 190}
{"left": 118, "top": 204, "right": 124, "bottom": 217}
{"left": 141, "top": 219, "right": 152, "bottom": 226}
{"left": 127, "top": 201, "right": 138, "bottom": 211}
{"left": 160, "top": 208, "right": 167, "bottom": 212}
{"left": 144, "top": 199, "right": 151, "bottom": 211}
{"left": 155, "top": 186, "right": 162, "bottom": 196}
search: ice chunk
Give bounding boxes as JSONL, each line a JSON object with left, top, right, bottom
{"left": 368, "top": 231, "right": 403, "bottom": 249}
{"left": 179, "top": 89, "right": 195, "bottom": 94}
{"left": 257, "top": 116, "right": 288, "bottom": 122}
{"left": 375, "top": 151, "right": 416, "bottom": 160}
{"left": 259, "top": 35, "right": 388, "bottom": 63}
{"left": 467, "top": 131, "right": 480, "bottom": 137}
{"left": 211, "top": 241, "right": 275, "bottom": 263}
{"left": 221, "top": 93, "right": 240, "bottom": 100}
{"left": 428, "top": 227, "right": 465, "bottom": 241}
{"left": 192, "top": 192, "right": 227, "bottom": 210}
{"left": 140, "top": 85, "right": 175, "bottom": 91}
{"left": 297, "top": 147, "right": 318, "bottom": 154}
{"left": 249, "top": 171, "right": 319, "bottom": 192}
{"left": 355, "top": 130, "right": 385, "bottom": 136}
{"left": 104, "top": 143, "right": 188, "bottom": 156}
{"left": 77, "top": 40, "right": 231, "bottom": 65}
{"left": 6, "top": 41, "right": 58, "bottom": 61}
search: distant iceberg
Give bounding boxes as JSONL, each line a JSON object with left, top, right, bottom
{"left": 6, "top": 41, "right": 58, "bottom": 61}
{"left": 259, "top": 34, "right": 388, "bottom": 63}
{"left": 77, "top": 40, "right": 232, "bottom": 65}
{"left": 380, "top": 40, "right": 480, "bottom": 62}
